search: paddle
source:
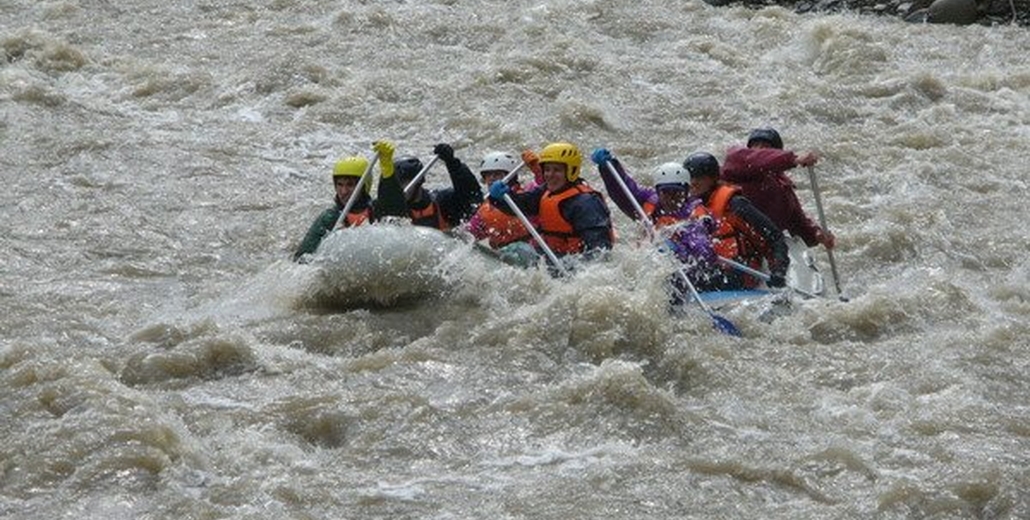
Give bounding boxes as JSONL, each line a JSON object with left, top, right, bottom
{"left": 603, "top": 160, "right": 740, "bottom": 336}
{"left": 672, "top": 267, "right": 741, "bottom": 336}
{"left": 403, "top": 155, "right": 442, "bottom": 199}
{"left": 500, "top": 161, "right": 527, "bottom": 185}
{"left": 334, "top": 151, "right": 380, "bottom": 229}
{"left": 716, "top": 257, "right": 820, "bottom": 299}
{"left": 494, "top": 161, "right": 568, "bottom": 276}
{"left": 602, "top": 160, "right": 656, "bottom": 240}
{"left": 806, "top": 166, "right": 847, "bottom": 301}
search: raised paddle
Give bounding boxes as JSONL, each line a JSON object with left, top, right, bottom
{"left": 806, "top": 165, "right": 847, "bottom": 301}
{"left": 603, "top": 160, "right": 741, "bottom": 336}
{"left": 602, "top": 160, "right": 656, "bottom": 240}
{"left": 403, "top": 155, "right": 442, "bottom": 198}
{"left": 334, "top": 151, "right": 380, "bottom": 230}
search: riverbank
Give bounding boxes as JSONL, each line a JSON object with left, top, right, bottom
{"left": 712, "top": 0, "right": 1029, "bottom": 27}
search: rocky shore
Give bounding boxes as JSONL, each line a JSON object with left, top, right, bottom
{"left": 709, "top": 0, "right": 1029, "bottom": 27}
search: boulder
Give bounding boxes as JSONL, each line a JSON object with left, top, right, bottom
{"left": 927, "top": 0, "right": 980, "bottom": 24}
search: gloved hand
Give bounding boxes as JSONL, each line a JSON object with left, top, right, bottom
{"left": 433, "top": 143, "right": 455, "bottom": 163}
{"left": 522, "top": 149, "right": 542, "bottom": 181}
{"left": 521, "top": 149, "right": 539, "bottom": 169}
{"left": 590, "top": 147, "right": 612, "bottom": 166}
{"left": 373, "top": 140, "right": 395, "bottom": 178}
{"left": 489, "top": 180, "right": 510, "bottom": 200}
{"left": 767, "top": 272, "right": 786, "bottom": 288}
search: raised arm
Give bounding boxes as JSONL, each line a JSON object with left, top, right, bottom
{"left": 721, "top": 145, "right": 799, "bottom": 183}
{"left": 591, "top": 148, "right": 656, "bottom": 220}
{"left": 433, "top": 143, "right": 484, "bottom": 226}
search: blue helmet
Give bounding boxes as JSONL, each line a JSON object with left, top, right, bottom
{"left": 747, "top": 127, "right": 784, "bottom": 149}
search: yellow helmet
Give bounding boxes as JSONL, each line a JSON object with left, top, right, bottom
{"left": 539, "top": 142, "right": 582, "bottom": 182}
{"left": 332, "top": 156, "right": 372, "bottom": 194}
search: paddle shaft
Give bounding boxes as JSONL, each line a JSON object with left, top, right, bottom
{"left": 716, "top": 257, "right": 819, "bottom": 299}
{"left": 403, "top": 155, "right": 442, "bottom": 198}
{"left": 335, "top": 152, "right": 380, "bottom": 229}
{"left": 500, "top": 192, "right": 568, "bottom": 276}
{"left": 603, "top": 160, "right": 655, "bottom": 239}
{"left": 806, "top": 166, "right": 845, "bottom": 298}
{"left": 502, "top": 161, "right": 527, "bottom": 185}
{"left": 492, "top": 160, "right": 566, "bottom": 274}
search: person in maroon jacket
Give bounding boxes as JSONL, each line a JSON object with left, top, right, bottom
{"left": 720, "top": 127, "right": 835, "bottom": 250}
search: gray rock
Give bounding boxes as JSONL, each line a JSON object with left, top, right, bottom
{"left": 927, "top": 0, "right": 980, "bottom": 24}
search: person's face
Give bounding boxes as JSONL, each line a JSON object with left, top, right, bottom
{"left": 657, "top": 186, "right": 688, "bottom": 212}
{"left": 480, "top": 170, "right": 506, "bottom": 187}
{"left": 334, "top": 176, "right": 360, "bottom": 201}
{"left": 689, "top": 175, "right": 717, "bottom": 197}
{"left": 750, "top": 140, "right": 772, "bottom": 149}
{"left": 541, "top": 162, "right": 568, "bottom": 192}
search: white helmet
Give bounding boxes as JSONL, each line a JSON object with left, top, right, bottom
{"left": 652, "top": 162, "right": 689, "bottom": 189}
{"left": 479, "top": 151, "right": 519, "bottom": 174}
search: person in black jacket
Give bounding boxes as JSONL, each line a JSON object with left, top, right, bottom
{"left": 395, "top": 143, "right": 483, "bottom": 230}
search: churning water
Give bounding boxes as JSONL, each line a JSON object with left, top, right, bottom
{"left": 2, "top": 0, "right": 1029, "bottom": 518}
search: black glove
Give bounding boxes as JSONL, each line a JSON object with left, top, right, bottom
{"left": 433, "top": 143, "right": 455, "bottom": 163}
{"left": 767, "top": 273, "right": 786, "bottom": 288}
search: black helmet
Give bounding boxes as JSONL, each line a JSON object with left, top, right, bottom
{"left": 747, "top": 127, "right": 783, "bottom": 149}
{"left": 394, "top": 155, "right": 423, "bottom": 182}
{"left": 683, "top": 152, "right": 720, "bottom": 179}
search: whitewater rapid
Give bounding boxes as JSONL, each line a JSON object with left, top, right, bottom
{"left": 2, "top": 0, "right": 1029, "bottom": 518}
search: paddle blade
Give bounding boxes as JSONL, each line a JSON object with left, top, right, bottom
{"left": 711, "top": 314, "right": 742, "bottom": 337}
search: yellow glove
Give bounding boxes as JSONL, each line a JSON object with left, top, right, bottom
{"left": 373, "top": 140, "right": 395, "bottom": 178}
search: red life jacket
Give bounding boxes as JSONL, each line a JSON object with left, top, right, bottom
{"left": 537, "top": 183, "right": 611, "bottom": 255}
{"left": 473, "top": 200, "right": 530, "bottom": 248}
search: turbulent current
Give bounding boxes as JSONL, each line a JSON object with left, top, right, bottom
{"left": 2, "top": 0, "right": 1029, "bottom": 518}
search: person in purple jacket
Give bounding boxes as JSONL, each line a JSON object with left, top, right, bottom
{"left": 720, "top": 127, "right": 836, "bottom": 250}
{"left": 591, "top": 148, "right": 723, "bottom": 292}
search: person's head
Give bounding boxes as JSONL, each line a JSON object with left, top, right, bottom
{"left": 332, "top": 156, "right": 371, "bottom": 202}
{"left": 652, "top": 162, "right": 690, "bottom": 212}
{"left": 683, "top": 152, "right": 721, "bottom": 197}
{"left": 478, "top": 151, "right": 520, "bottom": 187}
{"left": 393, "top": 155, "right": 424, "bottom": 194}
{"left": 538, "top": 142, "right": 581, "bottom": 192}
{"left": 746, "top": 127, "right": 783, "bottom": 149}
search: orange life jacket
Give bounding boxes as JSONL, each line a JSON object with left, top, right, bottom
{"left": 336, "top": 207, "right": 372, "bottom": 229}
{"left": 409, "top": 199, "right": 449, "bottom": 231}
{"left": 696, "top": 184, "right": 771, "bottom": 287}
{"left": 537, "top": 183, "right": 611, "bottom": 255}
{"left": 642, "top": 200, "right": 684, "bottom": 229}
{"left": 473, "top": 199, "right": 530, "bottom": 248}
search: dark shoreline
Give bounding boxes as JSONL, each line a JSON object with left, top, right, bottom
{"left": 712, "top": 0, "right": 1029, "bottom": 27}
